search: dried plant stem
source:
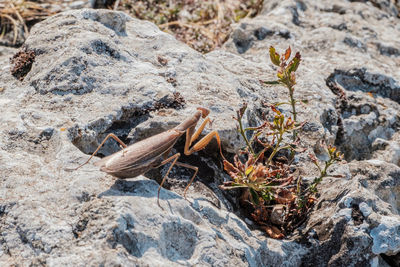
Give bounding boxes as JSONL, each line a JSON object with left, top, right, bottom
{"left": 113, "top": 0, "right": 121, "bottom": 10}
{"left": 0, "top": 0, "right": 55, "bottom": 45}
{"left": 159, "top": 20, "right": 214, "bottom": 40}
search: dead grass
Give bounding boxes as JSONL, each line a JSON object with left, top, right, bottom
{"left": 0, "top": 0, "right": 55, "bottom": 45}
{"left": 1, "top": 1, "right": 400, "bottom": 51}
{"left": 118, "top": 0, "right": 264, "bottom": 53}
{"left": 0, "top": 0, "right": 263, "bottom": 52}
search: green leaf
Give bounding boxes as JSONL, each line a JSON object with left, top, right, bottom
{"left": 274, "top": 101, "right": 290, "bottom": 106}
{"left": 263, "top": 80, "right": 280, "bottom": 85}
{"left": 287, "top": 52, "right": 301, "bottom": 73}
{"left": 221, "top": 184, "right": 250, "bottom": 190}
{"left": 261, "top": 191, "right": 273, "bottom": 202}
{"left": 278, "top": 114, "right": 284, "bottom": 127}
{"left": 249, "top": 188, "right": 259, "bottom": 206}
{"left": 277, "top": 70, "right": 284, "bottom": 79}
{"left": 269, "top": 46, "right": 281, "bottom": 66}
{"left": 273, "top": 116, "right": 280, "bottom": 126}
{"left": 244, "top": 127, "right": 259, "bottom": 131}
{"left": 245, "top": 166, "right": 254, "bottom": 176}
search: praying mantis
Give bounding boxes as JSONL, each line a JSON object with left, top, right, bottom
{"left": 75, "top": 107, "right": 225, "bottom": 206}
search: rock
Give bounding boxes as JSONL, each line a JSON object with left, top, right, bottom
{"left": 18, "top": 8, "right": 275, "bottom": 156}
{"left": 373, "top": 132, "right": 400, "bottom": 166}
{"left": 0, "top": 8, "right": 305, "bottom": 267}
{"left": 222, "top": 1, "right": 400, "bottom": 264}
{"left": 295, "top": 160, "right": 400, "bottom": 266}
{"left": 1, "top": 0, "right": 400, "bottom": 266}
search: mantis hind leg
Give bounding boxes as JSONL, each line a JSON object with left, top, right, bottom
{"left": 74, "top": 133, "right": 127, "bottom": 171}
{"left": 175, "top": 162, "right": 198, "bottom": 198}
{"left": 157, "top": 154, "right": 199, "bottom": 207}
{"left": 158, "top": 153, "right": 180, "bottom": 207}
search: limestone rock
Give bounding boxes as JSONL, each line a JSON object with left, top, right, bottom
{"left": 296, "top": 160, "right": 400, "bottom": 265}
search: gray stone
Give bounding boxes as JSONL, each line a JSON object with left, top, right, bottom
{"left": 0, "top": 8, "right": 305, "bottom": 267}
{"left": 295, "top": 160, "right": 400, "bottom": 265}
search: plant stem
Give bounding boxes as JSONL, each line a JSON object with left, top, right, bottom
{"left": 307, "top": 159, "right": 333, "bottom": 193}
{"left": 238, "top": 115, "right": 255, "bottom": 156}
{"left": 266, "top": 131, "right": 283, "bottom": 165}
{"left": 289, "top": 86, "right": 297, "bottom": 141}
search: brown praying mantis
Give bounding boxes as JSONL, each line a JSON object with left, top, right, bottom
{"left": 74, "top": 107, "right": 226, "bottom": 206}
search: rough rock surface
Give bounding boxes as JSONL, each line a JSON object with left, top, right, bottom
{"left": 0, "top": 0, "right": 400, "bottom": 266}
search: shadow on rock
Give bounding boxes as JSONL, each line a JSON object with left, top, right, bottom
{"left": 98, "top": 178, "right": 181, "bottom": 201}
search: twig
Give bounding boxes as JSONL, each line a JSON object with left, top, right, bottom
{"left": 10, "top": 3, "right": 29, "bottom": 38}
{"left": 113, "top": 0, "right": 120, "bottom": 10}
{"left": 0, "top": 14, "right": 18, "bottom": 44}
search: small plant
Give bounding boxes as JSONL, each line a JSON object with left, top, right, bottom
{"left": 262, "top": 46, "right": 301, "bottom": 141}
{"left": 308, "top": 142, "right": 344, "bottom": 193}
{"left": 221, "top": 47, "right": 344, "bottom": 238}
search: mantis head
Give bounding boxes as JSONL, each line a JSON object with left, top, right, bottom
{"left": 197, "top": 107, "right": 210, "bottom": 118}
